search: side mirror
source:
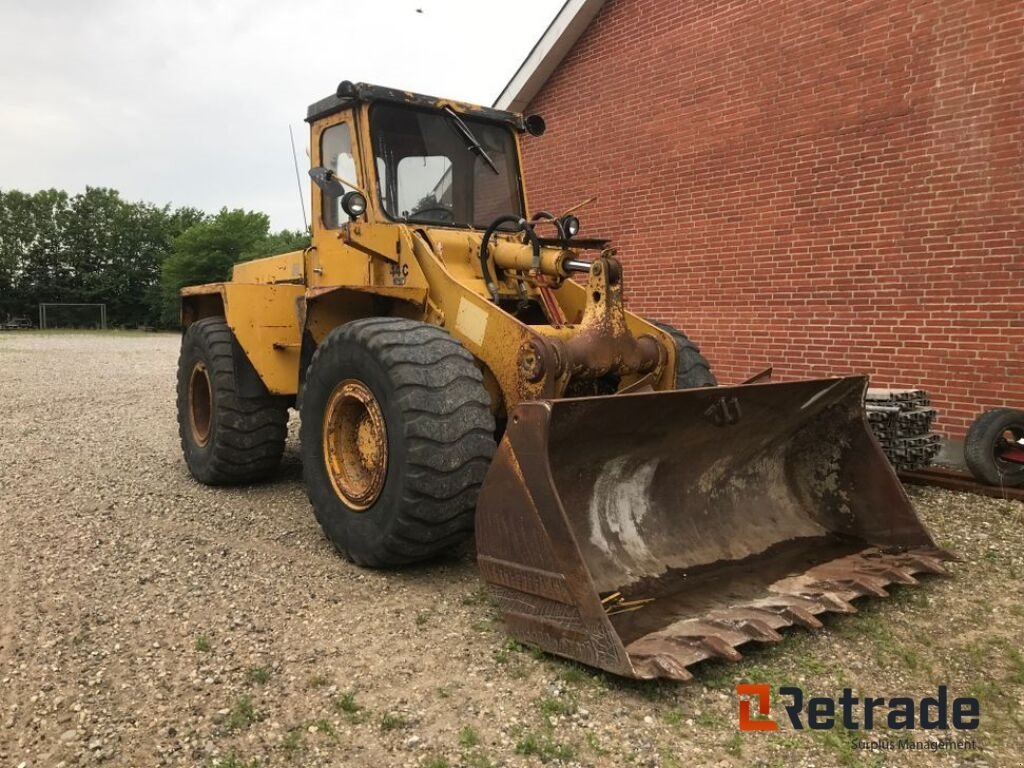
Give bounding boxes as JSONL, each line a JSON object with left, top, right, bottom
{"left": 525, "top": 114, "right": 546, "bottom": 136}
{"left": 309, "top": 167, "right": 347, "bottom": 198}
{"left": 309, "top": 167, "right": 367, "bottom": 221}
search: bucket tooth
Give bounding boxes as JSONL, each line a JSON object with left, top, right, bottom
{"left": 631, "top": 653, "right": 695, "bottom": 682}
{"left": 751, "top": 599, "right": 826, "bottom": 630}
{"left": 776, "top": 604, "right": 825, "bottom": 629}
{"left": 835, "top": 576, "right": 890, "bottom": 598}
{"left": 724, "top": 607, "right": 799, "bottom": 632}
{"left": 799, "top": 590, "right": 859, "bottom": 614}
{"left": 867, "top": 565, "right": 919, "bottom": 585}
{"left": 706, "top": 617, "right": 783, "bottom": 643}
{"left": 899, "top": 552, "right": 950, "bottom": 575}
{"left": 690, "top": 634, "right": 744, "bottom": 662}
{"left": 628, "top": 623, "right": 749, "bottom": 666}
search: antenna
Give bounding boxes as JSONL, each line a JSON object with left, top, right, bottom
{"left": 289, "top": 124, "right": 309, "bottom": 232}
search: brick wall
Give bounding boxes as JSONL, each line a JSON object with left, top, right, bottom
{"left": 519, "top": 0, "right": 1023, "bottom": 438}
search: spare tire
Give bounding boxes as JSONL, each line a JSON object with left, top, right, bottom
{"left": 964, "top": 407, "right": 1024, "bottom": 487}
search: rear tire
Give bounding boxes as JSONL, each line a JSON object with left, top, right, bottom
{"left": 176, "top": 317, "right": 289, "bottom": 485}
{"left": 965, "top": 408, "right": 1024, "bottom": 487}
{"left": 300, "top": 318, "right": 496, "bottom": 567}
{"left": 648, "top": 320, "right": 717, "bottom": 388}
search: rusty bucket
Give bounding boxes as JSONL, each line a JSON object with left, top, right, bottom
{"left": 475, "top": 376, "right": 952, "bottom": 681}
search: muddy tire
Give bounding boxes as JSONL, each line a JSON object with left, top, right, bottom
{"left": 964, "top": 407, "right": 1024, "bottom": 487}
{"left": 176, "top": 317, "right": 289, "bottom": 485}
{"left": 648, "top": 320, "right": 717, "bottom": 388}
{"left": 300, "top": 318, "right": 496, "bottom": 567}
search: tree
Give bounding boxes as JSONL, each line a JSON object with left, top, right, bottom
{"left": 160, "top": 208, "right": 287, "bottom": 323}
{"left": 254, "top": 228, "right": 310, "bottom": 259}
{"left": 0, "top": 187, "right": 306, "bottom": 328}
{"left": 0, "top": 189, "right": 70, "bottom": 320}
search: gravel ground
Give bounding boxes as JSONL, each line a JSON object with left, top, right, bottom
{"left": 1, "top": 332, "right": 1021, "bottom": 768}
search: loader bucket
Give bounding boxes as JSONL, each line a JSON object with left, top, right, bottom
{"left": 475, "top": 376, "right": 952, "bottom": 681}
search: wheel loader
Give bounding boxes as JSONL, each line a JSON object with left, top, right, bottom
{"left": 177, "top": 81, "right": 951, "bottom": 681}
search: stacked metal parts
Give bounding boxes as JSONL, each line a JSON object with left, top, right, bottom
{"left": 866, "top": 389, "right": 941, "bottom": 471}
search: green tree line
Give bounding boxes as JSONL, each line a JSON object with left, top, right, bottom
{"left": 0, "top": 187, "right": 308, "bottom": 328}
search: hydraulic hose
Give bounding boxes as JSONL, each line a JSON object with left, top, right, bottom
{"left": 480, "top": 215, "right": 541, "bottom": 302}
{"left": 530, "top": 211, "right": 567, "bottom": 244}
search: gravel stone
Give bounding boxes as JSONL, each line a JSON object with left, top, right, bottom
{"left": 0, "top": 332, "right": 1020, "bottom": 767}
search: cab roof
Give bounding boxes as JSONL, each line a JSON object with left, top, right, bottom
{"left": 306, "top": 81, "right": 527, "bottom": 131}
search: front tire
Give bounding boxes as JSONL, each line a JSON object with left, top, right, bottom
{"left": 300, "top": 318, "right": 496, "bottom": 567}
{"left": 176, "top": 317, "right": 289, "bottom": 485}
{"left": 648, "top": 319, "right": 717, "bottom": 388}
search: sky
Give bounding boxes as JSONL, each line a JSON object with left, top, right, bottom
{"left": 0, "top": 0, "right": 563, "bottom": 230}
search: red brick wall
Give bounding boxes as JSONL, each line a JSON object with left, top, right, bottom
{"left": 520, "top": 0, "right": 1023, "bottom": 438}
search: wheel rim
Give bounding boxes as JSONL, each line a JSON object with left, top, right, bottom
{"left": 322, "top": 379, "right": 388, "bottom": 510}
{"left": 188, "top": 361, "right": 213, "bottom": 446}
{"left": 994, "top": 424, "right": 1024, "bottom": 470}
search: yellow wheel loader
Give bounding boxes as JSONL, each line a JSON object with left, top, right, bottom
{"left": 177, "top": 81, "right": 951, "bottom": 681}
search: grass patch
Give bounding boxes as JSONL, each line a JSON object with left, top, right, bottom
{"left": 194, "top": 635, "right": 211, "bottom": 652}
{"left": 333, "top": 691, "right": 360, "bottom": 714}
{"left": 662, "top": 708, "right": 684, "bottom": 726}
{"left": 556, "top": 663, "right": 608, "bottom": 689}
{"left": 514, "top": 730, "right": 576, "bottom": 762}
{"left": 815, "top": 721, "right": 876, "bottom": 768}
{"left": 226, "top": 696, "right": 263, "bottom": 731}
{"left": 332, "top": 691, "right": 364, "bottom": 723}
{"left": 208, "top": 754, "right": 261, "bottom": 768}
{"left": 458, "top": 725, "right": 480, "bottom": 747}
{"left": 494, "top": 640, "right": 530, "bottom": 678}
{"left": 724, "top": 732, "right": 743, "bottom": 757}
{"left": 1007, "top": 647, "right": 1024, "bottom": 684}
{"left": 584, "top": 731, "right": 608, "bottom": 755}
{"left": 461, "top": 588, "right": 493, "bottom": 607}
{"left": 692, "top": 710, "right": 728, "bottom": 728}
{"left": 537, "top": 695, "right": 576, "bottom": 717}
{"left": 310, "top": 718, "right": 335, "bottom": 736}
{"left": 281, "top": 729, "right": 305, "bottom": 760}
{"left": 379, "top": 711, "right": 408, "bottom": 732}
{"left": 246, "top": 666, "right": 271, "bottom": 685}
{"left": 423, "top": 757, "right": 450, "bottom": 768}
{"left": 306, "top": 673, "right": 330, "bottom": 689}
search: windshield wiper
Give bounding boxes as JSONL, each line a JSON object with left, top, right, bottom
{"left": 443, "top": 106, "right": 500, "bottom": 175}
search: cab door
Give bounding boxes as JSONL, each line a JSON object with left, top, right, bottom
{"left": 308, "top": 112, "right": 370, "bottom": 288}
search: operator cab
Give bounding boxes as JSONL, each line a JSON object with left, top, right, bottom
{"left": 306, "top": 81, "right": 541, "bottom": 232}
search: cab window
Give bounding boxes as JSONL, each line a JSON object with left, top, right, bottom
{"left": 320, "top": 122, "right": 358, "bottom": 229}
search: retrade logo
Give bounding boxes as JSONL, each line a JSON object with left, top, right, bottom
{"left": 735, "top": 685, "right": 980, "bottom": 732}
{"left": 736, "top": 684, "right": 778, "bottom": 731}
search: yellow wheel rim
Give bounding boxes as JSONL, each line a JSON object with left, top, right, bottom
{"left": 188, "top": 361, "right": 213, "bottom": 447}
{"left": 322, "top": 379, "right": 388, "bottom": 510}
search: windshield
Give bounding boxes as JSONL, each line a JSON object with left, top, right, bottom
{"left": 371, "top": 103, "right": 524, "bottom": 228}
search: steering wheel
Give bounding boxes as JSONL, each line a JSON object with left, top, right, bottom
{"left": 409, "top": 205, "right": 454, "bottom": 223}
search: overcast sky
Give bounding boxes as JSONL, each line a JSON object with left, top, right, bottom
{"left": 0, "top": 0, "right": 562, "bottom": 230}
